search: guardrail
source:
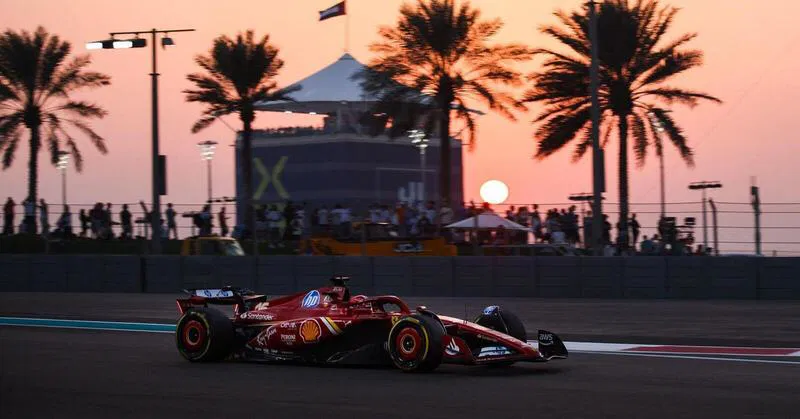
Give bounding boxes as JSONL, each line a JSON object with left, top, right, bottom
{"left": 0, "top": 255, "right": 798, "bottom": 299}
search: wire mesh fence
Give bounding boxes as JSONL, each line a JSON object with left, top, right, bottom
{"left": 3, "top": 199, "right": 799, "bottom": 256}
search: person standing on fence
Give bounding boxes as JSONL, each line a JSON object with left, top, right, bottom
{"left": 630, "top": 213, "right": 641, "bottom": 247}
{"left": 120, "top": 204, "right": 132, "bottom": 239}
{"left": 22, "top": 197, "right": 35, "bottom": 234}
{"left": 218, "top": 207, "right": 229, "bottom": 237}
{"left": 56, "top": 205, "right": 73, "bottom": 238}
{"left": 104, "top": 203, "right": 114, "bottom": 239}
{"left": 79, "top": 209, "right": 89, "bottom": 237}
{"left": 39, "top": 199, "right": 50, "bottom": 237}
{"left": 3, "top": 197, "right": 14, "bottom": 236}
{"left": 165, "top": 203, "right": 177, "bottom": 239}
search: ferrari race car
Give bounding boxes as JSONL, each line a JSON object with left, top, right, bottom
{"left": 175, "top": 276, "right": 568, "bottom": 372}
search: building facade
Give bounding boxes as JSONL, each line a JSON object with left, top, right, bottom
{"left": 234, "top": 131, "right": 464, "bottom": 225}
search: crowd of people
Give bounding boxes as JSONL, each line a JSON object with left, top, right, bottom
{"left": 3, "top": 195, "right": 707, "bottom": 255}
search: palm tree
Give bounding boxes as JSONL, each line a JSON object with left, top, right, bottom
{"left": 0, "top": 27, "right": 111, "bottom": 232}
{"left": 524, "top": 0, "right": 721, "bottom": 247}
{"left": 184, "top": 30, "right": 299, "bottom": 238}
{"left": 356, "top": 0, "right": 533, "bottom": 205}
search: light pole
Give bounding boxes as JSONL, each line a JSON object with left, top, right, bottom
{"left": 648, "top": 112, "right": 667, "bottom": 219}
{"left": 56, "top": 151, "right": 69, "bottom": 207}
{"left": 408, "top": 130, "right": 429, "bottom": 202}
{"left": 588, "top": 0, "right": 606, "bottom": 256}
{"left": 87, "top": 27, "right": 195, "bottom": 253}
{"left": 688, "top": 181, "right": 723, "bottom": 249}
{"left": 197, "top": 140, "right": 217, "bottom": 209}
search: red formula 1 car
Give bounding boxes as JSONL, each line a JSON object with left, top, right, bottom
{"left": 175, "top": 276, "right": 568, "bottom": 372}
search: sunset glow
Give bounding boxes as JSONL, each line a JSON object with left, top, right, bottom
{"left": 2, "top": 0, "right": 800, "bottom": 253}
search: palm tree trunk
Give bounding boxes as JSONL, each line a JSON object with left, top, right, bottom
{"left": 27, "top": 124, "right": 41, "bottom": 234}
{"left": 242, "top": 119, "right": 255, "bottom": 239}
{"left": 617, "top": 115, "right": 630, "bottom": 249}
{"left": 439, "top": 105, "right": 451, "bottom": 206}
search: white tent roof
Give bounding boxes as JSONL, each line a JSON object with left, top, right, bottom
{"left": 444, "top": 212, "right": 529, "bottom": 231}
{"left": 254, "top": 53, "right": 484, "bottom": 116}
{"left": 254, "top": 53, "right": 376, "bottom": 114}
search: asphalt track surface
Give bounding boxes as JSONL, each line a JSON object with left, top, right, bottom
{"left": 2, "top": 293, "right": 799, "bottom": 419}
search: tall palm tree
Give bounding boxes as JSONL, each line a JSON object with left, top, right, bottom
{"left": 0, "top": 26, "right": 110, "bottom": 232}
{"left": 356, "top": 0, "right": 533, "bottom": 205}
{"left": 184, "top": 30, "right": 299, "bottom": 238}
{"left": 524, "top": 0, "right": 721, "bottom": 247}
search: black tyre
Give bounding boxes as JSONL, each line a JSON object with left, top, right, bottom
{"left": 387, "top": 314, "right": 445, "bottom": 372}
{"left": 176, "top": 307, "right": 235, "bottom": 362}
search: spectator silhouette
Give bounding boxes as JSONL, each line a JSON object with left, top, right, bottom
{"left": 120, "top": 204, "right": 132, "bottom": 239}
{"left": 3, "top": 197, "right": 14, "bottom": 235}
{"left": 39, "top": 199, "right": 50, "bottom": 237}
{"left": 218, "top": 207, "right": 229, "bottom": 237}
{"left": 165, "top": 203, "right": 177, "bottom": 239}
{"left": 79, "top": 209, "right": 89, "bottom": 237}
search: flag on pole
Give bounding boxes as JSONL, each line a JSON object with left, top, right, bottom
{"left": 319, "top": 1, "right": 346, "bottom": 21}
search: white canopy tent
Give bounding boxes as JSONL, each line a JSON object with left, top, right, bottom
{"left": 444, "top": 212, "right": 529, "bottom": 231}
{"left": 253, "top": 53, "right": 484, "bottom": 116}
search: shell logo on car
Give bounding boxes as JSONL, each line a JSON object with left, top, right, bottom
{"left": 300, "top": 319, "right": 321, "bottom": 343}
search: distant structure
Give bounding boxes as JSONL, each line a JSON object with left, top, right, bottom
{"left": 234, "top": 53, "right": 464, "bottom": 223}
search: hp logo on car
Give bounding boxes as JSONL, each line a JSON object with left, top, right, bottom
{"left": 301, "top": 290, "right": 321, "bottom": 308}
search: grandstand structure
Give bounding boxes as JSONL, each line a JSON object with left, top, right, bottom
{"left": 233, "top": 53, "right": 465, "bottom": 225}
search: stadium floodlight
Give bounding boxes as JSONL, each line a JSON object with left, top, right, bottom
{"left": 688, "top": 181, "right": 724, "bottom": 250}
{"left": 86, "top": 38, "right": 146, "bottom": 50}
{"left": 86, "top": 27, "right": 194, "bottom": 254}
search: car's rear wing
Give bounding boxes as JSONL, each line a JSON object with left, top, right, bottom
{"left": 176, "top": 286, "right": 266, "bottom": 316}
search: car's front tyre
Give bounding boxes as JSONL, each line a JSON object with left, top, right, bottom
{"left": 387, "top": 314, "right": 444, "bottom": 372}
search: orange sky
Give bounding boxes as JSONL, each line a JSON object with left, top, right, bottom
{"left": 2, "top": 0, "right": 800, "bottom": 253}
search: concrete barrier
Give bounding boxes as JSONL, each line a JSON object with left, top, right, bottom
{"left": 453, "top": 257, "right": 493, "bottom": 297}
{"left": 65, "top": 255, "right": 102, "bottom": 292}
{"left": 578, "top": 257, "right": 624, "bottom": 298}
{"left": 410, "top": 257, "right": 453, "bottom": 297}
{"left": 710, "top": 257, "right": 758, "bottom": 299}
{"left": 536, "top": 257, "right": 581, "bottom": 298}
{"left": 758, "top": 258, "right": 800, "bottom": 299}
{"left": 493, "top": 257, "right": 535, "bottom": 297}
{"left": 667, "top": 257, "right": 712, "bottom": 299}
{"left": 3, "top": 255, "right": 800, "bottom": 300}
{"left": 372, "top": 257, "right": 413, "bottom": 296}
{"left": 257, "top": 256, "right": 296, "bottom": 295}
{"left": 622, "top": 257, "right": 667, "bottom": 298}
{"left": 143, "top": 256, "right": 182, "bottom": 293}
{"left": 0, "top": 255, "right": 31, "bottom": 292}
{"left": 102, "top": 256, "right": 141, "bottom": 293}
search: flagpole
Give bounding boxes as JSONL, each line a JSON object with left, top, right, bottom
{"left": 344, "top": 3, "right": 350, "bottom": 53}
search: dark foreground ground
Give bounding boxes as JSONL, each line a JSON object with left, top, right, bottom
{"left": 1, "top": 293, "right": 799, "bottom": 419}
{"left": 1, "top": 292, "right": 799, "bottom": 345}
{"left": 1, "top": 326, "right": 797, "bottom": 419}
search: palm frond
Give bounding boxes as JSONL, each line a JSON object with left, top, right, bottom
{"left": 52, "top": 101, "right": 108, "bottom": 118}
{"left": 637, "top": 87, "right": 721, "bottom": 107}
{"left": 534, "top": 106, "right": 592, "bottom": 159}
{"left": 630, "top": 111, "right": 649, "bottom": 167}
{"left": 1, "top": 130, "right": 20, "bottom": 169}
{"left": 650, "top": 106, "right": 694, "bottom": 167}
{"left": 63, "top": 117, "right": 108, "bottom": 154}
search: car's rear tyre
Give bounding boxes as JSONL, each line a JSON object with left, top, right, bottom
{"left": 387, "top": 314, "right": 444, "bottom": 372}
{"left": 474, "top": 306, "right": 527, "bottom": 366}
{"left": 176, "top": 307, "right": 234, "bottom": 362}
